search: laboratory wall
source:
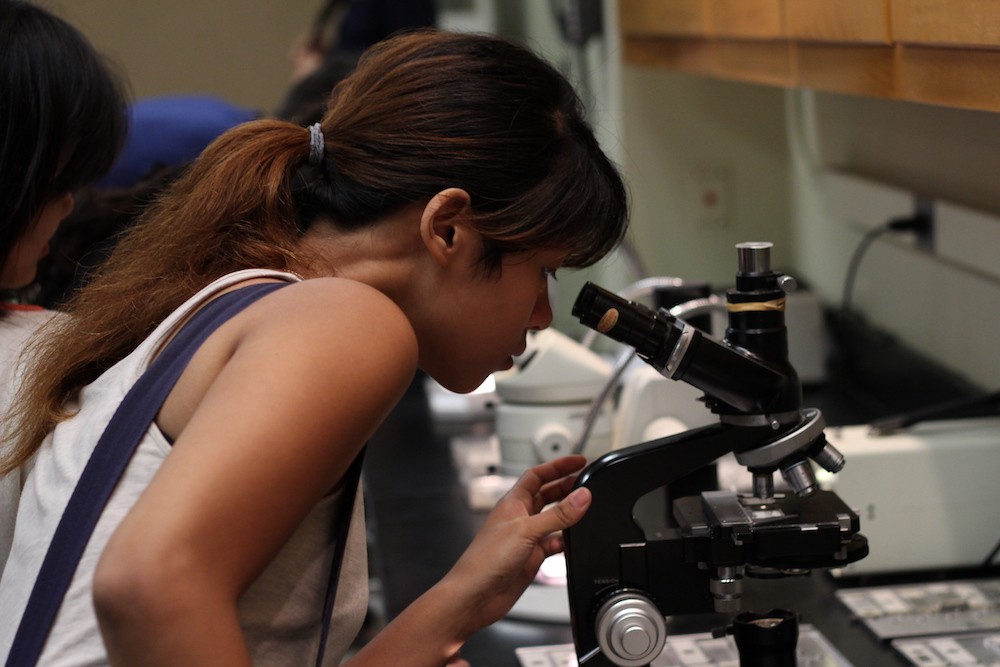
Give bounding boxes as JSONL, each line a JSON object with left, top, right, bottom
{"left": 787, "top": 93, "right": 1000, "bottom": 389}
{"left": 614, "top": 65, "right": 1000, "bottom": 390}
{"left": 46, "top": 0, "right": 318, "bottom": 112}
{"left": 616, "top": 70, "right": 793, "bottom": 286}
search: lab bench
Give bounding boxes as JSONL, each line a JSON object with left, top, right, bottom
{"left": 363, "top": 330, "right": 993, "bottom": 666}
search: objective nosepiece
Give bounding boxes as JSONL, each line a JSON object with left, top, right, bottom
{"left": 812, "top": 442, "right": 846, "bottom": 474}
{"left": 780, "top": 459, "right": 818, "bottom": 497}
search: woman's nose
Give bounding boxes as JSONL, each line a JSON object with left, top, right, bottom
{"left": 528, "top": 289, "right": 554, "bottom": 331}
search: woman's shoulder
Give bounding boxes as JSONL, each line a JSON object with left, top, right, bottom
{"left": 238, "top": 277, "right": 418, "bottom": 373}
{"left": 264, "top": 277, "right": 411, "bottom": 330}
{"left": 156, "top": 277, "right": 419, "bottom": 442}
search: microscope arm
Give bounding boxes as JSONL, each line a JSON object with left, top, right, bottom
{"left": 569, "top": 422, "right": 772, "bottom": 544}
{"left": 564, "top": 420, "right": 867, "bottom": 667}
{"left": 563, "top": 423, "right": 752, "bottom": 666}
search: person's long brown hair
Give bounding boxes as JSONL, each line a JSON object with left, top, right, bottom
{"left": 1, "top": 28, "right": 628, "bottom": 474}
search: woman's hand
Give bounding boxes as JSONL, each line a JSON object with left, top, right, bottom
{"left": 443, "top": 455, "right": 592, "bottom": 634}
{"left": 346, "top": 456, "right": 592, "bottom": 667}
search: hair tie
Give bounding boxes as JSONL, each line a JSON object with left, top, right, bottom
{"left": 308, "top": 122, "right": 325, "bottom": 166}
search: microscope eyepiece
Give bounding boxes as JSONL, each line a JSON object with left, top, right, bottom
{"left": 572, "top": 282, "right": 680, "bottom": 367}
{"left": 573, "top": 281, "right": 801, "bottom": 415}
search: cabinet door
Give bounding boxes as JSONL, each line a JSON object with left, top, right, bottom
{"left": 787, "top": 0, "right": 894, "bottom": 99}
{"left": 892, "top": 0, "right": 1000, "bottom": 48}
{"left": 619, "top": 0, "right": 708, "bottom": 37}
{"left": 892, "top": 0, "right": 1000, "bottom": 112}
{"left": 618, "top": 0, "right": 1000, "bottom": 113}
{"left": 786, "top": 0, "right": 891, "bottom": 44}
{"left": 707, "top": 0, "right": 785, "bottom": 39}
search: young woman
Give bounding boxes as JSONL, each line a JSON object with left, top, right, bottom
{"left": 0, "top": 28, "right": 628, "bottom": 666}
{"left": 0, "top": 0, "right": 127, "bottom": 297}
{"left": 0, "top": 0, "right": 127, "bottom": 580}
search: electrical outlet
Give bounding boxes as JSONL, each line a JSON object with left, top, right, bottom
{"left": 821, "top": 171, "right": 912, "bottom": 231}
{"left": 822, "top": 172, "right": 935, "bottom": 252}
{"left": 691, "top": 164, "right": 732, "bottom": 227}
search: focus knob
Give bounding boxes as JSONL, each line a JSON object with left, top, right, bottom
{"left": 595, "top": 591, "right": 666, "bottom": 666}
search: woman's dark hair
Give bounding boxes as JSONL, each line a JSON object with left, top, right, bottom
{"left": 0, "top": 0, "right": 128, "bottom": 285}
{"left": 2, "top": 28, "right": 628, "bottom": 473}
{"left": 30, "top": 164, "right": 186, "bottom": 309}
{"left": 297, "top": 28, "right": 629, "bottom": 274}
{"left": 274, "top": 51, "right": 358, "bottom": 127}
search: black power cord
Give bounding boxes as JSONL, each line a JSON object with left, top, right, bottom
{"left": 835, "top": 202, "right": 1000, "bottom": 572}
{"left": 828, "top": 198, "right": 966, "bottom": 420}
{"left": 983, "top": 536, "right": 1000, "bottom": 570}
{"left": 841, "top": 201, "right": 934, "bottom": 317}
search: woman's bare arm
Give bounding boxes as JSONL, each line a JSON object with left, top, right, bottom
{"left": 94, "top": 279, "right": 418, "bottom": 666}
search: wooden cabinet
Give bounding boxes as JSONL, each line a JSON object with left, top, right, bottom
{"left": 708, "top": 0, "right": 785, "bottom": 39}
{"left": 785, "top": 1, "right": 891, "bottom": 44}
{"left": 618, "top": 0, "right": 707, "bottom": 37}
{"left": 620, "top": 0, "right": 793, "bottom": 86}
{"left": 788, "top": 0, "right": 894, "bottom": 99}
{"left": 892, "top": 0, "right": 1000, "bottom": 48}
{"left": 892, "top": 0, "right": 1000, "bottom": 110}
{"left": 618, "top": 0, "right": 1000, "bottom": 113}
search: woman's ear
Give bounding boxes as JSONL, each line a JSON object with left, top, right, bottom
{"left": 420, "top": 188, "right": 475, "bottom": 267}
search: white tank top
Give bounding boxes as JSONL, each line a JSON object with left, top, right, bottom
{"left": 0, "top": 307, "right": 61, "bottom": 574}
{"left": 0, "top": 270, "right": 369, "bottom": 666}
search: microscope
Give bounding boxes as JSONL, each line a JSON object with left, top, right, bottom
{"left": 564, "top": 242, "right": 869, "bottom": 666}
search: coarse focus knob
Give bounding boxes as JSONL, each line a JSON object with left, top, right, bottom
{"left": 595, "top": 591, "right": 667, "bottom": 667}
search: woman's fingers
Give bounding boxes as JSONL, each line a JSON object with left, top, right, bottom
{"left": 514, "top": 455, "right": 587, "bottom": 498}
{"left": 524, "top": 486, "right": 592, "bottom": 541}
{"left": 488, "top": 455, "right": 592, "bottom": 546}
{"left": 536, "top": 472, "right": 581, "bottom": 509}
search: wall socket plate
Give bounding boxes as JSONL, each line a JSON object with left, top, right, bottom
{"left": 690, "top": 163, "right": 732, "bottom": 227}
{"left": 822, "top": 170, "right": 1000, "bottom": 282}
{"left": 815, "top": 168, "right": 1000, "bottom": 388}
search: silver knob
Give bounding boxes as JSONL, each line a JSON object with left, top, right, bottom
{"left": 736, "top": 241, "right": 773, "bottom": 274}
{"left": 778, "top": 274, "right": 798, "bottom": 293}
{"left": 595, "top": 591, "right": 667, "bottom": 667}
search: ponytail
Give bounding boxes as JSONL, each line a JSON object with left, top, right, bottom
{"left": 1, "top": 119, "right": 316, "bottom": 473}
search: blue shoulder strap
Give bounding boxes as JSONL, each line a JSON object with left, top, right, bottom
{"left": 6, "top": 281, "right": 361, "bottom": 666}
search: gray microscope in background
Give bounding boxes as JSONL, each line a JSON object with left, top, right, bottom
{"left": 564, "top": 242, "right": 869, "bottom": 667}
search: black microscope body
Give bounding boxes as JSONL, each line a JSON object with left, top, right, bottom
{"left": 565, "top": 242, "right": 868, "bottom": 666}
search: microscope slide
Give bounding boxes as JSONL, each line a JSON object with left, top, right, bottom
{"left": 836, "top": 578, "right": 1000, "bottom": 641}
{"left": 515, "top": 624, "right": 853, "bottom": 667}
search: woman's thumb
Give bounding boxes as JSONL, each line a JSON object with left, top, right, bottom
{"left": 533, "top": 487, "right": 592, "bottom": 537}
